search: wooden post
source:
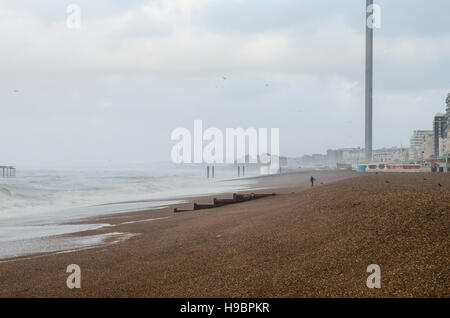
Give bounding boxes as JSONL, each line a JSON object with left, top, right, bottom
{"left": 207, "top": 166, "right": 210, "bottom": 178}
{"left": 238, "top": 166, "right": 240, "bottom": 177}
{"left": 212, "top": 166, "right": 215, "bottom": 178}
{"left": 242, "top": 166, "right": 245, "bottom": 176}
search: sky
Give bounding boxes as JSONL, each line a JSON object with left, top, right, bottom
{"left": 1, "top": 0, "right": 449, "bottom": 168}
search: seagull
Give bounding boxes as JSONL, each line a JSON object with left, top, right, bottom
{"left": 222, "top": 76, "right": 227, "bottom": 80}
{"left": 13, "top": 90, "right": 19, "bottom": 94}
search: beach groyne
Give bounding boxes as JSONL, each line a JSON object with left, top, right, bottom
{"left": 174, "top": 193, "right": 276, "bottom": 213}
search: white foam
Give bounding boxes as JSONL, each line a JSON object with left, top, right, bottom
{"left": 0, "top": 232, "right": 137, "bottom": 261}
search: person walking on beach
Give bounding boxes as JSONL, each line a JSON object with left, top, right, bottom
{"left": 310, "top": 176, "right": 316, "bottom": 187}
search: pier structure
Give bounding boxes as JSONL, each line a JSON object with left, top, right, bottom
{"left": 206, "top": 165, "right": 215, "bottom": 179}
{"left": 1, "top": 166, "right": 16, "bottom": 177}
{"left": 237, "top": 165, "right": 245, "bottom": 177}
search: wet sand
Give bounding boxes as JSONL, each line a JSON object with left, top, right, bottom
{"left": 0, "top": 171, "right": 448, "bottom": 297}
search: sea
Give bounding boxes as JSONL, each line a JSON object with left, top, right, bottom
{"left": 0, "top": 163, "right": 260, "bottom": 260}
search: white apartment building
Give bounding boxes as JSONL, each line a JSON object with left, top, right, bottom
{"left": 410, "top": 130, "right": 434, "bottom": 160}
{"left": 439, "top": 130, "right": 450, "bottom": 157}
{"left": 373, "top": 148, "right": 409, "bottom": 163}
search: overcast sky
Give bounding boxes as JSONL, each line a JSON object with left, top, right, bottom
{"left": 1, "top": 0, "right": 449, "bottom": 168}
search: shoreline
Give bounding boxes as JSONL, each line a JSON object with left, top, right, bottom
{"left": 0, "top": 170, "right": 355, "bottom": 262}
{"left": 0, "top": 171, "right": 447, "bottom": 297}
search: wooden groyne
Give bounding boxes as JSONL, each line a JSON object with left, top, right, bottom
{"left": 0, "top": 166, "right": 15, "bottom": 177}
{"left": 174, "top": 192, "right": 276, "bottom": 213}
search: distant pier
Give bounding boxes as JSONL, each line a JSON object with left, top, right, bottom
{"left": 0, "top": 166, "right": 16, "bottom": 177}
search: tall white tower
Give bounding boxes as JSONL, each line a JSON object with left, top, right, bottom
{"left": 365, "top": 0, "right": 374, "bottom": 162}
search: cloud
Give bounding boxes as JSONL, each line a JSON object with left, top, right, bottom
{"left": 0, "top": 0, "right": 449, "bottom": 166}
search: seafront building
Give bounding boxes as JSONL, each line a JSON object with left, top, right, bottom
{"left": 438, "top": 94, "right": 450, "bottom": 156}
{"left": 299, "top": 94, "right": 450, "bottom": 171}
{"left": 409, "top": 130, "right": 434, "bottom": 161}
{"left": 301, "top": 147, "right": 408, "bottom": 168}
{"left": 373, "top": 147, "right": 409, "bottom": 163}
{"left": 433, "top": 113, "right": 447, "bottom": 157}
{"left": 439, "top": 130, "right": 450, "bottom": 156}
{"left": 326, "top": 148, "right": 365, "bottom": 167}
{"left": 407, "top": 94, "right": 450, "bottom": 160}
{"left": 431, "top": 94, "right": 450, "bottom": 157}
